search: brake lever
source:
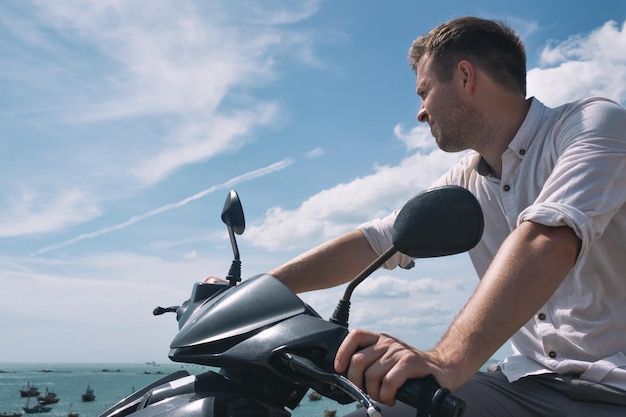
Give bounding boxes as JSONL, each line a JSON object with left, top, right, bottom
{"left": 280, "top": 352, "right": 382, "bottom": 417}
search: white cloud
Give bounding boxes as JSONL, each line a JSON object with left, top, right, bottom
{"left": 305, "top": 147, "right": 325, "bottom": 159}
{"left": 0, "top": 0, "right": 324, "bottom": 240}
{"left": 196, "top": 0, "right": 325, "bottom": 27}
{"left": 528, "top": 20, "right": 626, "bottom": 106}
{"left": 33, "top": 159, "right": 293, "bottom": 254}
{"left": 0, "top": 250, "right": 223, "bottom": 362}
{"left": 131, "top": 105, "right": 278, "bottom": 185}
{"left": 243, "top": 133, "right": 462, "bottom": 251}
{"left": 28, "top": 0, "right": 322, "bottom": 122}
{"left": 356, "top": 275, "right": 465, "bottom": 299}
{"left": 348, "top": 295, "right": 457, "bottom": 332}
{"left": 393, "top": 124, "right": 437, "bottom": 151}
{"left": 0, "top": 188, "right": 101, "bottom": 237}
{"left": 30, "top": 1, "right": 306, "bottom": 186}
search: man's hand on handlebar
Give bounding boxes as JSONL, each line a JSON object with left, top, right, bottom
{"left": 334, "top": 329, "right": 448, "bottom": 407}
{"left": 203, "top": 276, "right": 229, "bottom": 284}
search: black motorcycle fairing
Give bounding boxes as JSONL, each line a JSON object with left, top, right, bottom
{"left": 117, "top": 394, "right": 210, "bottom": 417}
{"left": 173, "top": 314, "right": 345, "bottom": 368}
{"left": 119, "top": 386, "right": 290, "bottom": 417}
{"left": 170, "top": 274, "right": 306, "bottom": 351}
{"left": 168, "top": 274, "right": 353, "bottom": 410}
{"left": 176, "top": 282, "right": 231, "bottom": 327}
{"left": 98, "top": 370, "right": 192, "bottom": 417}
{"left": 101, "top": 370, "right": 298, "bottom": 417}
{"left": 169, "top": 294, "right": 350, "bottom": 406}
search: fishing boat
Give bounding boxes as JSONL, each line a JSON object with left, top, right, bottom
{"left": 22, "top": 398, "right": 51, "bottom": 414}
{"left": 308, "top": 391, "right": 322, "bottom": 401}
{"left": 81, "top": 385, "right": 95, "bottom": 402}
{"left": 1, "top": 412, "right": 23, "bottom": 417}
{"left": 37, "top": 389, "right": 59, "bottom": 405}
{"left": 67, "top": 403, "right": 79, "bottom": 417}
{"left": 323, "top": 409, "right": 337, "bottom": 417}
{"left": 22, "top": 405, "right": 51, "bottom": 414}
{"left": 19, "top": 383, "right": 40, "bottom": 398}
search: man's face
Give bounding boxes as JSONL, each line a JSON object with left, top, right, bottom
{"left": 415, "top": 55, "right": 482, "bottom": 153}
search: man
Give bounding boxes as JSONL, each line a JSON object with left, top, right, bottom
{"left": 266, "top": 16, "right": 626, "bottom": 416}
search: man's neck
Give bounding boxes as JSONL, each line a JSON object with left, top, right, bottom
{"left": 477, "top": 97, "right": 533, "bottom": 179}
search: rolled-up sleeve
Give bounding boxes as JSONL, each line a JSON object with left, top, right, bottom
{"left": 518, "top": 98, "right": 626, "bottom": 262}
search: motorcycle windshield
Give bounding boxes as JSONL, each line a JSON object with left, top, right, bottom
{"left": 170, "top": 274, "right": 306, "bottom": 350}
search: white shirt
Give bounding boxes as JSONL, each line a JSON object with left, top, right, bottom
{"left": 358, "top": 97, "right": 626, "bottom": 390}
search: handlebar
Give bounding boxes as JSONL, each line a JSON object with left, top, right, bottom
{"left": 281, "top": 350, "right": 464, "bottom": 417}
{"left": 395, "top": 376, "right": 465, "bottom": 417}
{"left": 153, "top": 306, "right": 179, "bottom": 315}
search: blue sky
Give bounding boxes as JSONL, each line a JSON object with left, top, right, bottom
{"left": 1, "top": 0, "right": 625, "bottom": 364}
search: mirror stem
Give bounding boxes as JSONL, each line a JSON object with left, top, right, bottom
{"left": 344, "top": 246, "right": 397, "bottom": 299}
{"left": 226, "top": 226, "right": 241, "bottom": 286}
{"left": 227, "top": 227, "right": 240, "bottom": 260}
{"left": 329, "top": 246, "right": 398, "bottom": 327}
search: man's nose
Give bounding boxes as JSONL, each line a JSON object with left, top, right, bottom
{"left": 417, "top": 104, "right": 428, "bottom": 123}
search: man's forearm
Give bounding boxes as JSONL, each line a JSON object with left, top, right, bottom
{"left": 432, "top": 221, "right": 581, "bottom": 389}
{"left": 269, "top": 230, "right": 379, "bottom": 293}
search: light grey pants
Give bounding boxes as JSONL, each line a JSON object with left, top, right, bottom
{"left": 345, "top": 371, "right": 626, "bottom": 417}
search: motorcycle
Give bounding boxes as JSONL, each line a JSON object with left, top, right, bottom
{"left": 98, "top": 185, "right": 484, "bottom": 417}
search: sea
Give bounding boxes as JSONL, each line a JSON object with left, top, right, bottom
{"left": 0, "top": 363, "right": 363, "bottom": 417}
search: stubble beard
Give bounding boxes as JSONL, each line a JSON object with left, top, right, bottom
{"left": 433, "top": 102, "right": 487, "bottom": 153}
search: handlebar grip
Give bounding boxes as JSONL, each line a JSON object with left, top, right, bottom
{"left": 395, "top": 375, "right": 465, "bottom": 417}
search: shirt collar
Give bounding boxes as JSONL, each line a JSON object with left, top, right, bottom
{"left": 474, "top": 97, "right": 547, "bottom": 177}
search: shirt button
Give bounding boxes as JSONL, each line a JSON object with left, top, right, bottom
{"left": 503, "top": 185, "right": 511, "bottom": 192}
{"left": 519, "top": 149, "right": 526, "bottom": 155}
{"left": 538, "top": 313, "right": 546, "bottom": 320}
{"left": 549, "top": 351, "right": 557, "bottom": 358}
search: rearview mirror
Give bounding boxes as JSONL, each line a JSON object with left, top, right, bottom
{"left": 393, "top": 185, "right": 483, "bottom": 258}
{"left": 221, "top": 190, "right": 245, "bottom": 235}
{"left": 330, "top": 185, "right": 484, "bottom": 327}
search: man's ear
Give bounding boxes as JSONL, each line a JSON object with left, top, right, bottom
{"left": 457, "top": 60, "right": 475, "bottom": 93}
